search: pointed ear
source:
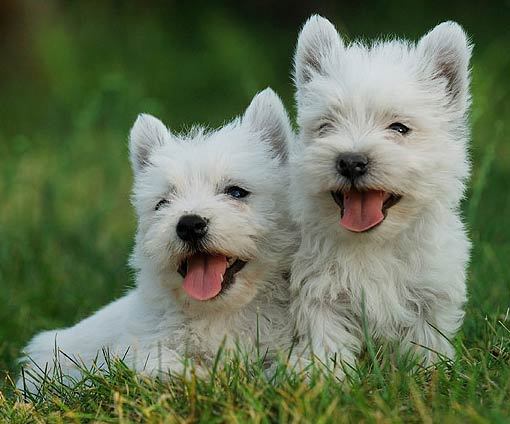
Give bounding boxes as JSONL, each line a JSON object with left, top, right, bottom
{"left": 129, "top": 114, "right": 170, "bottom": 174}
{"left": 242, "top": 88, "right": 293, "bottom": 162}
{"left": 294, "top": 15, "right": 343, "bottom": 88}
{"left": 417, "top": 21, "right": 472, "bottom": 110}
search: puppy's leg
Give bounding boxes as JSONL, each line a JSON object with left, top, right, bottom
{"left": 402, "top": 301, "right": 464, "bottom": 365}
{"left": 16, "top": 292, "right": 138, "bottom": 393}
{"left": 17, "top": 289, "right": 186, "bottom": 392}
{"left": 134, "top": 345, "right": 206, "bottom": 380}
{"left": 290, "top": 281, "right": 362, "bottom": 379}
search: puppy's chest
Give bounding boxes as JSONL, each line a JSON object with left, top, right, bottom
{"left": 183, "top": 304, "right": 292, "bottom": 359}
{"left": 337, "top": 263, "right": 423, "bottom": 334}
{"left": 183, "top": 308, "right": 275, "bottom": 357}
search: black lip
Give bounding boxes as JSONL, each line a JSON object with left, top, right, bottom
{"left": 331, "top": 190, "right": 345, "bottom": 212}
{"left": 331, "top": 190, "right": 402, "bottom": 220}
{"left": 178, "top": 255, "right": 247, "bottom": 299}
{"left": 382, "top": 193, "right": 402, "bottom": 213}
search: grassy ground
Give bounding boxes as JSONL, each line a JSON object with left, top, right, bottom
{"left": 1, "top": 2, "right": 509, "bottom": 422}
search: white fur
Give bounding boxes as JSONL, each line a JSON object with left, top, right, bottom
{"left": 289, "top": 17, "right": 472, "bottom": 376}
{"left": 18, "top": 88, "right": 297, "bottom": 392}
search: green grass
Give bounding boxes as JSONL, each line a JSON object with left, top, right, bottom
{"left": 1, "top": 2, "right": 510, "bottom": 422}
{"left": 3, "top": 325, "right": 510, "bottom": 423}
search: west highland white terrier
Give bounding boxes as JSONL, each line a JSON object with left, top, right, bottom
{"left": 289, "top": 16, "right": 472, "bottom": 376}
{"left": 18, "top": 88, "right": 296, "bottom": 392}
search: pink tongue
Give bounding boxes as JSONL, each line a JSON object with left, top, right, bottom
{"left": 182, "top": 254, "right": 228, "bottom": 301}
{"left": 340, "top": 190, "right": 385, "bottom": 232}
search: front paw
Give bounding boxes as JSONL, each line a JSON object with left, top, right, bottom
{"left": 288, "top": 353, "right": 313, "bottom": 373}
{"left": 412, "top": 341, "right": 455, "bottom": 367}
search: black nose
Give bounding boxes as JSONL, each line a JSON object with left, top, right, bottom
{"left": 336, "top": 153, "right": 369, "bottom": 179}
{"left": 176, "top": 215, "right": 208, "bottom": 242}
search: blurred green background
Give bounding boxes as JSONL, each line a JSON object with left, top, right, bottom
{"left": 0, "top": 0, "right": 509, "bottom": 382}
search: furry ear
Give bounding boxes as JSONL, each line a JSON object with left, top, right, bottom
{"left": 242, "top": 88, "right": 293, "bottom": 162}
{"left": 129, "top": 114, "right": 169, "bottom": 174}
{"left": 417, "top": 21, "right": 472, "bottom": 110}
{"left": 294, "top": 15, "right": 343, "bottom": 88}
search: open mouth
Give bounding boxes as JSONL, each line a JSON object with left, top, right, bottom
{"left": 177, "top": 254, "right": 247, "bottom": 301}
{"left": 331, "top": 189, "right": 402, "bottom": 233}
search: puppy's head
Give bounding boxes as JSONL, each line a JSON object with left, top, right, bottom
{"left": 292, "top": 16, "right": 472, "bottom": 239}
{"left": 129, "top": 89, "right": 293, "bottom": 311}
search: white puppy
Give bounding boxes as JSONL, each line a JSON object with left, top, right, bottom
{"left": 289, "top": 16, "right": 472, "bottom": 376}
{"left": 18, "top": 88, "right": 296, "bottom": 393}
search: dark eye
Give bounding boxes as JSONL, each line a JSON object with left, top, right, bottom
{"left": 388, "top": 122, "right": 410, "bottom": 135}
{"left": 317, "top": 121, "right": 335, "bottom": 136}
{"left": 225, "top": 186, "right": 250, "bottom": 199}
{"left": 155, "top": 199, "right": 169, "bottom": 211}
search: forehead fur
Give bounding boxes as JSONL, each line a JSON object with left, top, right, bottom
{"left": 299, "top": 41, "right": 455, "bottom": 125}
{"left": 295, "top": 17, "right": 471, "bottom": 128}
{"left": 138, "top": 122, "right": 282, "bottom": 195}
{"left": 300, "top": 41, "right": 423, "bottom": 113}
{"left": 129, "top": 88, "right": 292, "bottom": 191}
